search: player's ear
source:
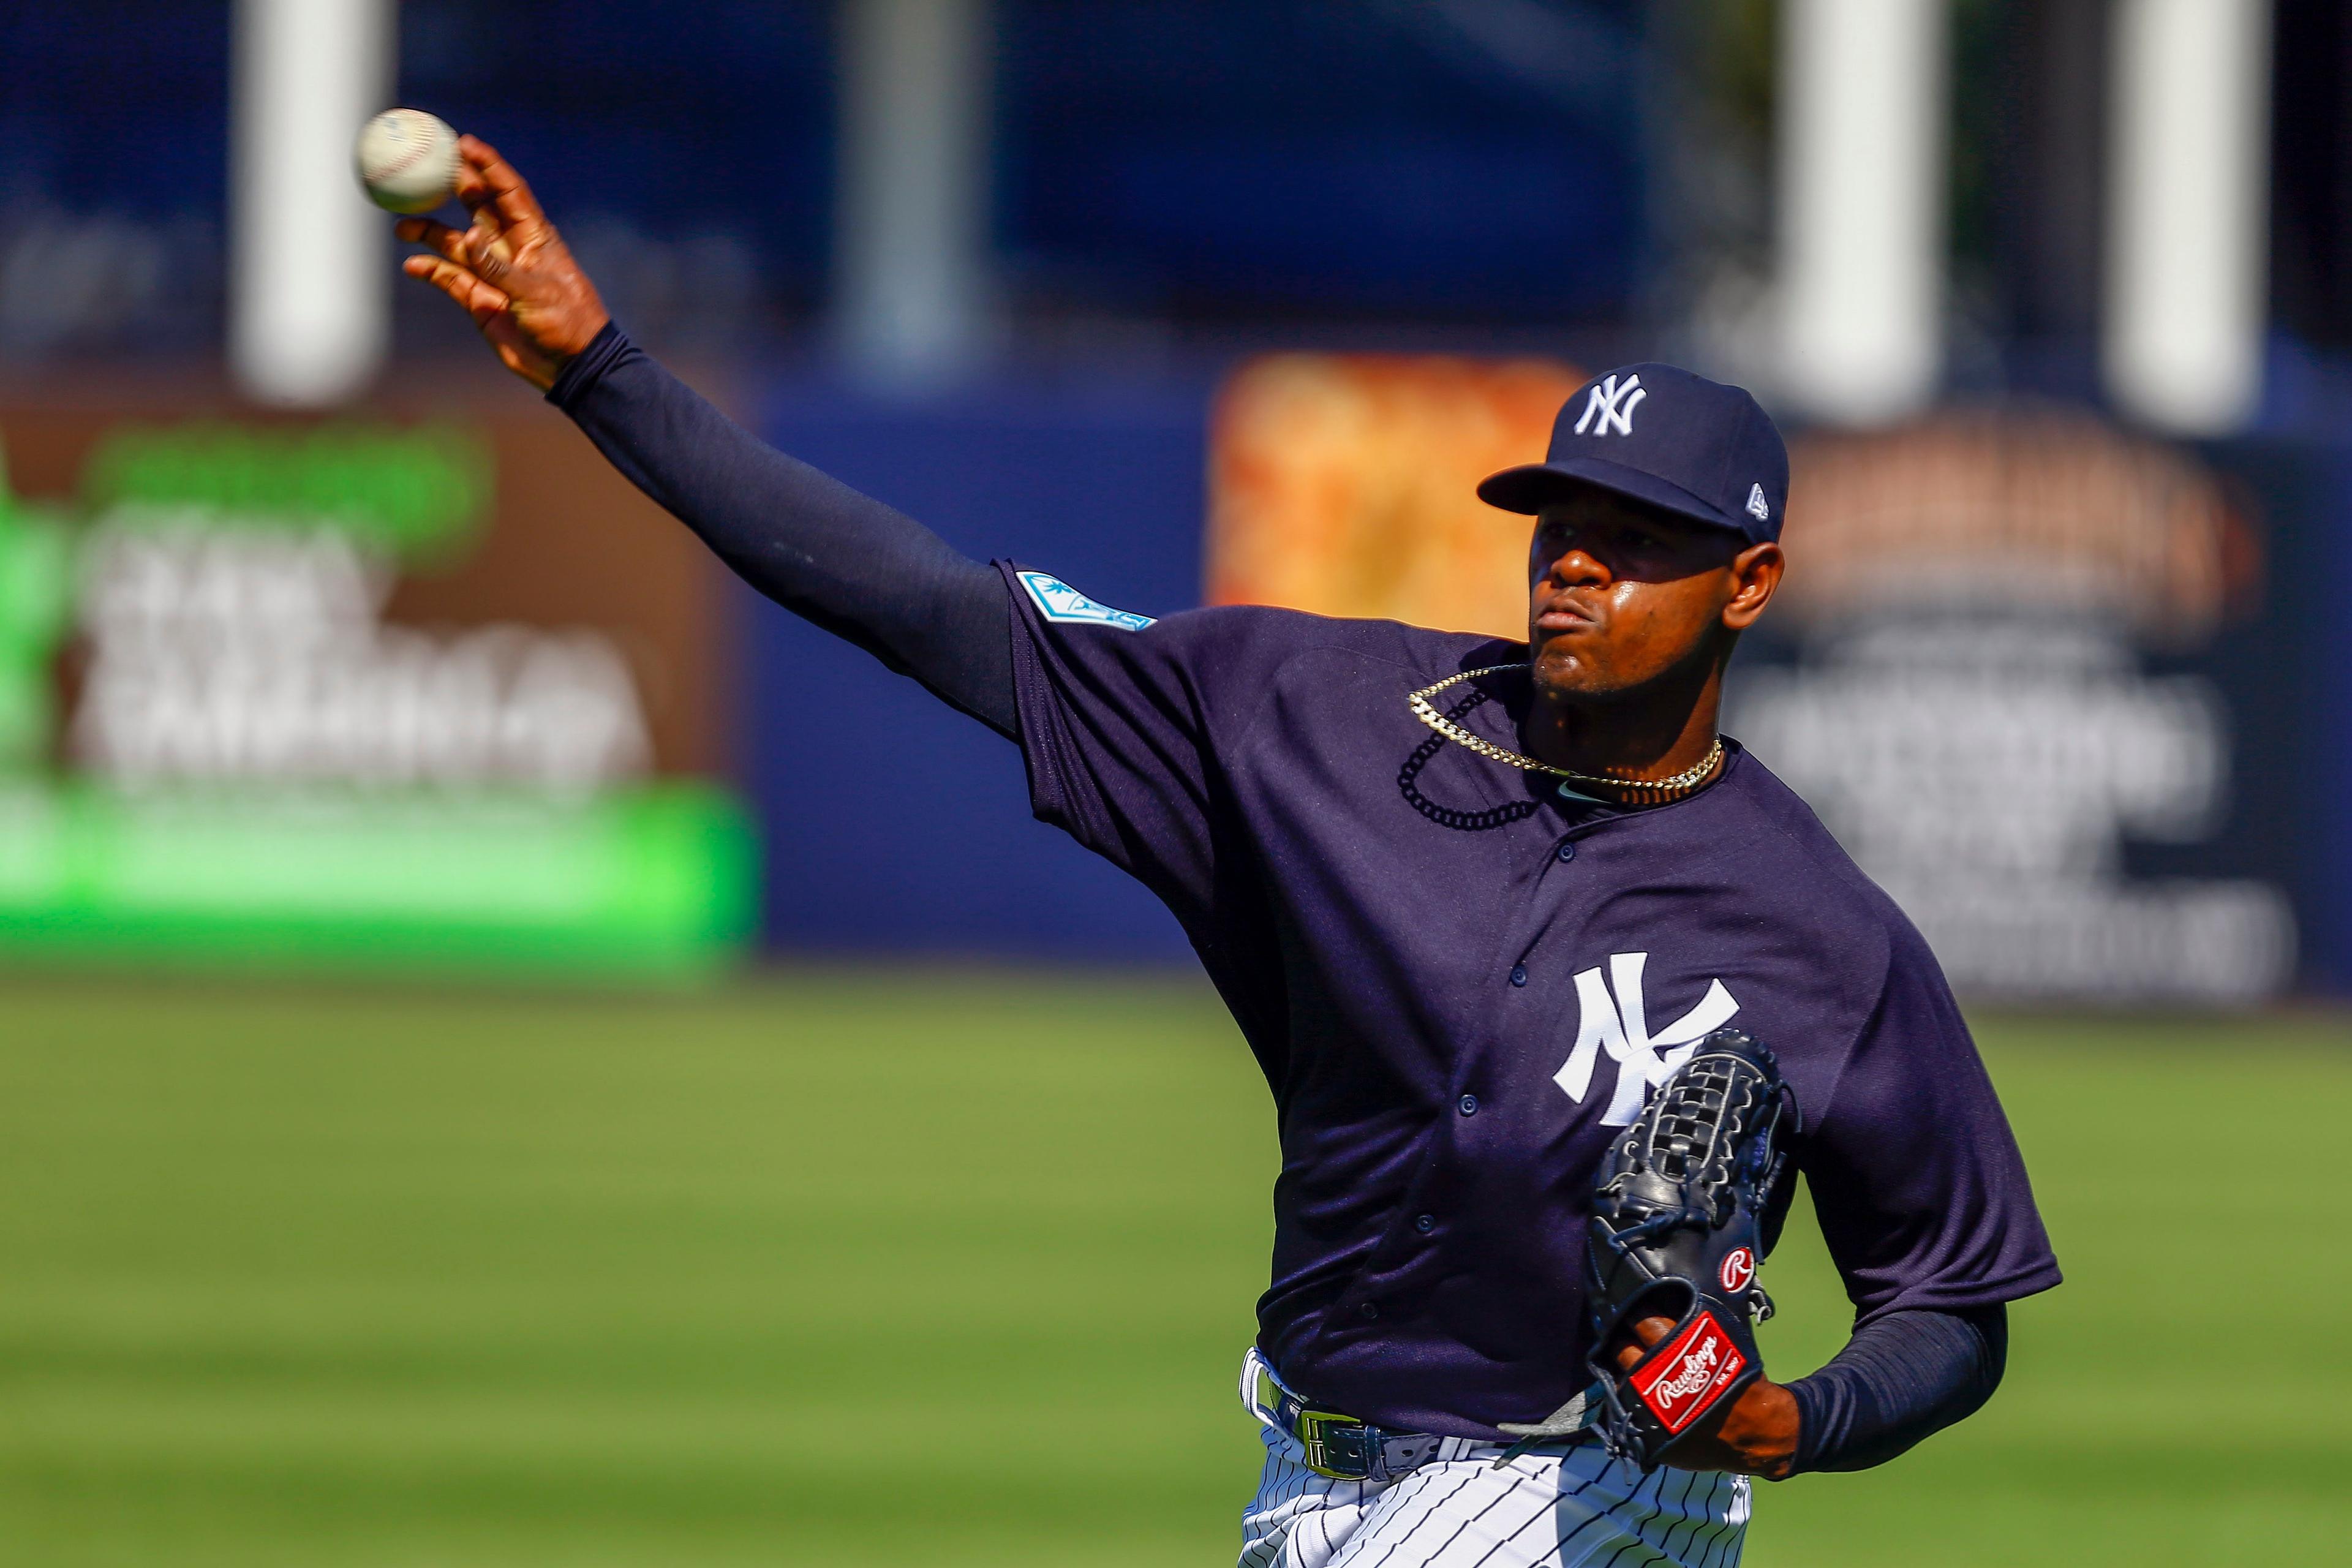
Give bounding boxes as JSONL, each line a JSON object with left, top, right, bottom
{"left": 1721, "top": 541, "right": 1782, "bottom": 631}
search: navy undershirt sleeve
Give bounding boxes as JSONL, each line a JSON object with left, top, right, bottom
{"left": 1784, "top": 1303, "right": 2006, "bottom": 1475}
{"left": 546, "top": 323, "right": 1019, "bottom": 737}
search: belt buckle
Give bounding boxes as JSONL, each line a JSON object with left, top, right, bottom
{"left": 1295, "top": 1408, "right": 1378, "bottom": 1480}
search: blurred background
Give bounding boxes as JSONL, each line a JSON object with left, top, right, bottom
{"left": 0, "top": 2, "right": 2345, "bottom": 1564}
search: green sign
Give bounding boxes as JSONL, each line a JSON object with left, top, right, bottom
{"left": 0, "top": 782, "right": 756, "bottom": 981}
{"left": 81, "top": 422, "right": 491, "bottom": 564}
{"left": 0, "top": 423, "right": 762, "bottom": 981}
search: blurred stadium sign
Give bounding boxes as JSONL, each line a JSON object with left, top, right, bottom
{"left": 0, "top": 407, "right": 755, "bottom": 980}
{"left": 1207, "top": 354, "right": 1581, "bottom": 637}
{"left": 1727, "top": 413, "right": 2294, "bottom": 1005}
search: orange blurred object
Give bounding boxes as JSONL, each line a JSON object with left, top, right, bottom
{"left": 1206, "top": 355, "right": 1581, "bottom": 640}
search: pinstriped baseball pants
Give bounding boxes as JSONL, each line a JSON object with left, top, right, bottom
{"left": 1237, "top": 1399, "right": 1749, "bottom": 1568}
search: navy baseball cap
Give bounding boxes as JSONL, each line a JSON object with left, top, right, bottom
{"left": 1477, "top": 363, "right": 1789, "bottom": 545}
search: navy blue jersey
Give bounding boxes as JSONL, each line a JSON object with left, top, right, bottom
{"left": 1000, "top": 564, "right": 2061, "bottom": 1441}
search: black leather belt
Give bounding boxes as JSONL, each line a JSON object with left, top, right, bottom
{"left": 1248, "top": 1357, "right": 1447, "bottom": 1481}
{"left": 1247, "top": 1351, "right": 1607, "bottom": 1480}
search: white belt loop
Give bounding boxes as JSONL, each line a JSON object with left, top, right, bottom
{"left": 1240, "top": 1346, "right": 1286, "bottom": 1433}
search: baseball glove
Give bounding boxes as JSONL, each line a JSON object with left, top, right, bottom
{"left": 1504, "top": 1028, "right": 1795, "bottom": 1472}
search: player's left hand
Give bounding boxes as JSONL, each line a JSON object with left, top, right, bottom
{"left": 394, "top": 136, "right": 609, "bottom": 390}
{"left": 1613, "top": 1315, "right": 1800, "bottom": 1478}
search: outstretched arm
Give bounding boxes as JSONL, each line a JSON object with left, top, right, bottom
{"left": 396, "top": 136, "right": 1016, "bottom": 736}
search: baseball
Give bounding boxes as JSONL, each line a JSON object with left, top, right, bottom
{"left": 355, "top": 108, "right": 461, "bottom": 214}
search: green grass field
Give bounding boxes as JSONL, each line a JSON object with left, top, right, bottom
{"left": 0, "top": 971, "right": 2340, "bottom": 1566}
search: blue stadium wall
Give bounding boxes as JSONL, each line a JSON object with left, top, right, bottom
{"left": 739, "top": 376, "right": 1205, "bottom": 962}
{"left": 2192, "top": 436, "right": 2352, "bottom": 997}
{"left": 2317, "top": 447, "right": 2352, "bottom": 993}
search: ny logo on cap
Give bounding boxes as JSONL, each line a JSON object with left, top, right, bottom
{"left": 1746, "top": 484, "right": 1770, "bottom": 522}
{"left": 1572, "top": 373, "right": 1646, "bottom": 438}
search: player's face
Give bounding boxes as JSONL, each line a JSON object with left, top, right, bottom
{"left": 1526, "top": 491, "right": 1780, "bottom": 701}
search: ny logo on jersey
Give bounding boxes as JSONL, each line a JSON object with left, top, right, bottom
{"left": 1572, "top": 373, "right": 1647, "bottom": 437}
{"left": 1555, "top": 952, "right": 1741, "bottom": 1125}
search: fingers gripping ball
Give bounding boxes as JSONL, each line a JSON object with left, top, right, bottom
{"left": 355, "top": 109, "right": 460, "bottom": 214}
{"left": 1582, "top": 1030, "right": 1796, "bottom": 1470}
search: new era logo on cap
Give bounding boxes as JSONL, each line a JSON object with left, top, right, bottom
{"left": 1477, "top": 363, "right": 1790, "bottom": 546}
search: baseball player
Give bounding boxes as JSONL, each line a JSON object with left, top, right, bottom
{"left": 398, "top": 139, "right": 2060, "bottom": 1566}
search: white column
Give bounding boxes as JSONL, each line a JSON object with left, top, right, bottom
{"left": 2103, "top": 0, "right": 2272, "bottom": 435}
{"left": 834, "top": 0, "right": 995, "bottom": 387}
{"left": 229, "top": 0, "right": 393, "bottom": 407}
{"left": 1777, "top": 0, "right": 1948, "bottom": 426}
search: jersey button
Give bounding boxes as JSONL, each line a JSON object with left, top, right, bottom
{"left": 1509, "top": 965, "right": 1528, "bottom": 987}
{"left": 1358, "top": 1301, "right": 1381, "bottom": 1321}
{"left": 1414, "top": 1213, "right": 1436, "bottom": 1234}
{"left": 1556, "top": 841, "right": 1577, "bottom": 863}
{"left": 1458, "top": 1094, "right": 1479, "bottom": 1117}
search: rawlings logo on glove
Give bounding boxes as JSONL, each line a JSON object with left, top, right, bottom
{"left": 1629, "top": 1311, "right": 1745, "bottom": 1432}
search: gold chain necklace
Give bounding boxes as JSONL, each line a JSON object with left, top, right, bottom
{"left": 1406, "top": 665, "right": 1725, "bottom": 804}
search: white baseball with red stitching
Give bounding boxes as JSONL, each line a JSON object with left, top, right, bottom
{"left": 355, "top": 108, "right": 460, "bottom": 214}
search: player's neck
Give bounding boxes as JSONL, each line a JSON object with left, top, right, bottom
{"left": 1522, "top": 659, "right": 1725, "bottom": 786}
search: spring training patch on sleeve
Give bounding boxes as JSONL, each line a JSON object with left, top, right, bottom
{"left": 1017, "top": 571, "right": 1155, "bottom": 631}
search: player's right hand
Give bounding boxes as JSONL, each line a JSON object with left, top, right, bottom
{"left": 394, "top": 136, "right": 609, "bottom": 391}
